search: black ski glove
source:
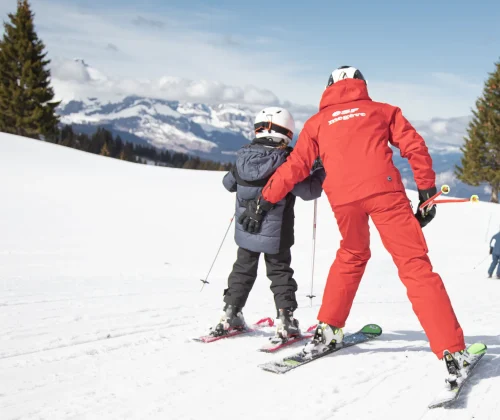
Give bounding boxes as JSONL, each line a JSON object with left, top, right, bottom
{"left": 312, "top": 157, "right": 323, "bottom": 171}
{"left": 238, "top": 196, "right": 274, "bottom": 234}
{"left": 490, "top": 247, "right": 493, "bottom": 255}
{"left": 415, "top": 186, "right": 437, "bottom": 228}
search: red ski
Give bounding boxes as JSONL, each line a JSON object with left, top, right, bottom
{"left": 258, "top": 324, "right": 317, "bottom": 353}
{"left": 193, "top": 317, "right": 274, "bottom": 343}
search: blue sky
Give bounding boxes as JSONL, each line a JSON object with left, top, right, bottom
{"left": 1, "top": 0, "right": 499, "bottom": 120}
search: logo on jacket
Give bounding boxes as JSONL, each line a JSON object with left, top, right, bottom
{"left": 328, "top": 108, "right": 366, "bottom": 125}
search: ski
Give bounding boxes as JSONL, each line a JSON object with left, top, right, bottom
{"left": 258, "top": 325, "right": 317, "bottom": 353}
{"left": 193, "top": 317, "right": 274, "bottom": 343}
{"left": 428, "top": 343, "right": 487, "bottom": 409}
{"left": 258, "top": 323, "right": 382, "bottom": 374}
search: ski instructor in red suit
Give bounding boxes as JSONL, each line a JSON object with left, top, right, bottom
{"left": 238, "top": 66, "right": 467, "bottom": 364}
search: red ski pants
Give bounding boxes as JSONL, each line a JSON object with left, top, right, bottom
{"left": 318, "top": 192, "right": 465, "bottom": 358}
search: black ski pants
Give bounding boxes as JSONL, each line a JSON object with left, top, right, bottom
{"left": 223, "top": 247, "right": 298, "bottom": 312}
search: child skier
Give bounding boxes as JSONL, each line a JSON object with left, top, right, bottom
{"left": 211, "top": 106, "right": 325, "bottom": 341}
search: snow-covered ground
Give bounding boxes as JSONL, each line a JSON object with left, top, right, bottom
{"left": 0, "top": 133, "right": 499, "bottom": 420}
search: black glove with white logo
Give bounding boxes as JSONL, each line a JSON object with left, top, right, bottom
{"left": 238, "top": 196, "right": 274, "bottom": 234}
{"left": 312, "top": 157, "right": 323, "bottom": 171}
{"left": 415, "top": 186, "right": 437, "bottom": 228}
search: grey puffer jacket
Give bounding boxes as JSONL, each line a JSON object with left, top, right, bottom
{"left": 223, "top": 139, "right": 325, "bottom": 255}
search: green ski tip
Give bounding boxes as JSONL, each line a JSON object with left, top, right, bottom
{"left": 360, "top": 324, "right": 382, "bottom": 336}
{"left": 467, "top": 343, "right": 487, "bottom": 355}
{"left": 283, "top": 359, "right": 301, "bottom": 366}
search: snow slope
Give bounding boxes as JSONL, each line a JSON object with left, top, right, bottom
{"left": 1, "top": 133, "right": 499, "bottom": 420}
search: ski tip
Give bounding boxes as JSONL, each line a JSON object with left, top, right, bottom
{"left": 306, "top": 324, "right": 318, "bottom": 333}
{"left": 468, "top": 342, "right": 487, "bottom": 355}
{"left": 360, "top": 324, "right": 382, "bottom": 336}
{"left": 255, "top": 317, "right": 275, "bottom": 327}
{"left": 258, "top": 364, "right": 285, "bottom": 374}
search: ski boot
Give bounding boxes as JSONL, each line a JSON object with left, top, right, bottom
{"left": 442, "top": 345, "right": 483, "bottom": 389}
{"left": 303, "top": 322, "right": 344, "bottom": 356}
{"left": 210, "top": 304, "right": 247, "bottom": 337}
{"left": 273, "top": 308, "right": 301, "bottom": 341}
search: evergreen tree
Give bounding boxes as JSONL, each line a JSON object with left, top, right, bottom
{"left": 114, "top": 135, "right": 124, "bottom": 158}
{"left": 100, "top": 140, "right": 110, "bottom": 157}
{"left": 123, "top": 143, "right": 134, "bottom": 161}
{"left": 60, "top": 125, "right": 75, "bottom": 147}
{"left": 0, "top": 0, "right": 60, "bottom": 139}
{"left": 456, "top": 59, "right": 500, "bottom": 203}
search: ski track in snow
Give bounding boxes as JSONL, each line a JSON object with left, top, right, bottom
{"left": 1, "top": 134, "right": 500, "bottom": 420}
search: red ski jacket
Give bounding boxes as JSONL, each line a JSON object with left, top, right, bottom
{"left": 262, "top": 79, "right": 436, "bottom": 206}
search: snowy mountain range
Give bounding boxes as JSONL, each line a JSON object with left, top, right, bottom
{"left": 58, "top": 96, "right": 258, "bottom": 160}
{"left": 54, "top": 59, "right": 490, "bottom": 201}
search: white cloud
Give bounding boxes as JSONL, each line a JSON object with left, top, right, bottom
{"left": 51, "top": 59, "right": 92, "bottom": 83}
{"left": 435, "top": 170, "right": 458, "bottom": 186}
{"left": 49, "top": 59, "right": 281, "bottom": 107}
{"left": 367, "top": 81, "right": 477, "bottom": 120}
{"left": 411, "top": 116, "right": 471, "bottom": 152}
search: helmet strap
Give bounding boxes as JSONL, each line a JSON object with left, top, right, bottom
{"left": 254, "top": 121, "right": 293, "bottom": 141}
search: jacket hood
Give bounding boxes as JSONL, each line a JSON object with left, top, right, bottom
{"left": 236, "top": 142, "right": 289, "bottom": 182}
{"left": 319, "top": 79, "right": 371, "bottom": 110}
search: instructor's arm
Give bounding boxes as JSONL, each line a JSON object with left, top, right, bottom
{"left": 262, "top": 122, "right": 319, "bottom": 203}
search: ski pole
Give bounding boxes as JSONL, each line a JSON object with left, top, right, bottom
{"left": 419, "top": 184, "right": 450, "bottom": 211}
{"left": 306, "top": 199, "right": 318, "bottom": 306}
{"left": 200, "top": 215, "right": 234, "bottom": 292}
{"left": 432, "top": 195, "right": 479, "bottom": 204}
{"left": 473, "top": 254, "right": 490, "bottom": 270}
{"left": 485, "top": 212, "right": 493, "bottom": 243}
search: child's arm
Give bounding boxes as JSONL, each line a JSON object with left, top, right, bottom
{"left": 291, "top": 166, "right": 326, "bottom": 201}
{"left": 222, "top": 169, "right": 237, "bottom": 192}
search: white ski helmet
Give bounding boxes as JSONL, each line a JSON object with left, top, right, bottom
{"left": 326, "top": 65, "right": 366, "bottom": 88}
{"left": 254, "top": 107, "right": 295, "bottom": 144}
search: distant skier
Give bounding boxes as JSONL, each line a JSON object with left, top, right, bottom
{"left": 237, "top": 66, "right": 474, "bottom": 374}
{"left": 488, "top": 230, "right": 500, "bottom": 279}
{"left": 211, "top": 107, "right": 325, "bottom": 341}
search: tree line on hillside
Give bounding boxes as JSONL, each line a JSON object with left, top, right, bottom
{"left": 0, "top": 1, "right": 498, "bottom": 199}
{"left": 50, "top": 125, "right": 234, "bottom": 171}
